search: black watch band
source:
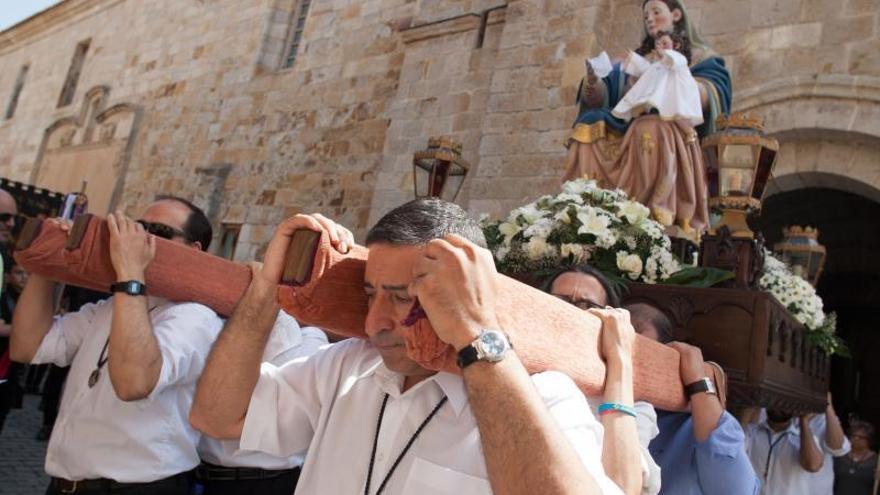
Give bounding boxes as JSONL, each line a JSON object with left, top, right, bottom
{"left": 684, "top": 377, "right": 717, "bottom": 397}
{"left": 110, "top": 280, "right": 147, "bottom": 296}
{"left": 457, "top": 346, "right": 479, "bottom": 369}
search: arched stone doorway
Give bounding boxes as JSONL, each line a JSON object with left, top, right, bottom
{"left": 754, "top": 173, "right": 880, "bottom": 429}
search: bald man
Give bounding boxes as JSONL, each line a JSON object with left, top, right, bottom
{"left": 0, "top": 189, "right": 17, "bottom": 246}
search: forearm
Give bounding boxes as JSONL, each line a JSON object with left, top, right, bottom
{"left": 464, "top": 354, "right": 602, "bottom": 495}
{"left": 10, "top": 275, "right": 57, "bottom": 362}
{"left": 798, "top": 421, "right": 824, "bottom": 472}
{"left": 190, "top": 276, "right": 278, "bottom": 439}
{"left": 824, "top": 408, "right": 846, "bottom": 452}
{"left": 690, "top": 393, "right": 723, "bottom": 442}
{"left": 108, "top": 295, "right": 162, "bottom": 401}
{"left": 600, "top": 355, "right": 642, "bottom": 495}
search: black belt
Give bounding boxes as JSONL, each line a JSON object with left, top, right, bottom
{"left": 194, "top": 462, "right": 300, "bottom": 482}
{"left": 51, "top": 471, "right": 190, "bottom": 493}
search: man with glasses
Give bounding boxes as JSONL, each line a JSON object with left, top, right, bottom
{"left": 10, "top": 197, "right": 223, "bottom": 495}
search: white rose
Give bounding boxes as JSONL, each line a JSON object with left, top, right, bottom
{"left": 616, "top": 252, "right": 644, "bottom": 280}
{"left": 525, "top": 237, "right": 555, "bottom": 261}
{"left": 561, "top": 243, "right": 585, "bottom": 261}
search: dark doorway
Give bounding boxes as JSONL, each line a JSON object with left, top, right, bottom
{"left": 753, "top": 186, "right": 880, "bottom": 436}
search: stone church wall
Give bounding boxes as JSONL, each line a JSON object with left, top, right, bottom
{"left": 0, "top": 0, "right": 878, "bottom": 258}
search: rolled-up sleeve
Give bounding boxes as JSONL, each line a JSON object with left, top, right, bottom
{"left": 147, "top": 303, "right": 223, "bottom": 400}
{"left": 695, "top": 411, "right": 760, "bottom": 495}
{"left": 31, "top": 300, "right": 103, "bottom": 367}
{"left": 532, "top": 371, "right": 625, "bottom": 495}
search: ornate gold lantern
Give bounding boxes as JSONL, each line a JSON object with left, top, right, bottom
{"left": 701, "top": 113, "right": 779, "bottom": 238}
{"left": 773, "top": 226, "right": 827, "bottom": 287}
{"left": 412, "top": 137, "right": 470, "bottom": 202}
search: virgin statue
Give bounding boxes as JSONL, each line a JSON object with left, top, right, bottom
{"left": 562, "top": 0, "right": 731, "bottom": 235}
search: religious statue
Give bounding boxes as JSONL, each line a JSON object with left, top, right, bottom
{"left": 562, "top": 0, "right": 731, "bottom": 235}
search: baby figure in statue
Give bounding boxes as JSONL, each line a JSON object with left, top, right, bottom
{"left": 612, "top": 30, "right": 703, "bottom": 127}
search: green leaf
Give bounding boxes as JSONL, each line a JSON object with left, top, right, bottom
{"left": 662, "top": 267, "right": 735, "bottom": 288}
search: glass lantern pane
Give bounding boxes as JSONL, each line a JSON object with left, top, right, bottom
{"left": 413, "top": 162, "right": 432, "bottom": 197}
{"left": 441, "top": 174, "right": 466, "bottom": 203}
{"left": 719, "top": 168, "right": 754, "bottom": 197}
{"left": 720, "top": 144, "right": 756, "bottom": 169}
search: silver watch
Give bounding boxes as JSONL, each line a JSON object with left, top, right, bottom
{"left": 457, "top": 329, "right": 512, "bottom": 368}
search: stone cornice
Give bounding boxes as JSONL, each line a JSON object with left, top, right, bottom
{"left": 0, "top": 0, "right": 124, "bottom": 55}
{"left": 734, "top": 75, "right": 880, "bottom": 111}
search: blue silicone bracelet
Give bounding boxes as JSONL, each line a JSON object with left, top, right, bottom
{"left": 598, "top": 402, "right": 638, "bottom": 418}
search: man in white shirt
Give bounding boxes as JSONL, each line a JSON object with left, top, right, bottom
{"left": 195, "top": 312, "right": 328, "bottom": 494}
{"left": 11, "top": 198, "right": 224, "bottom": 495}
{"left": 802, "top": 394, "right": 850, "bottom": 495}
{"left": 191, "top": 199, "right": 624, "bottom": 495}
{"left": 745, "top": 408, "right": 825, "bottom": 495}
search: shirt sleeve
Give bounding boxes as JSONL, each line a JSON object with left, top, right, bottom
{"left": 531, "top": 371, "right": 625, "bottom": 495}
{"left": 694, "top": 411, "right": 761, "bottom": 495}
{"left": 634, "top": 402, "right": 662, "bottom": 495}
{"left": 147, "top": 302, "right": 223, "bottom": 399}
{"left": 239, "top": 342, "right": 345, "bottom": 458}
{"left": 30, "top": 300, "right": 104, "bottom": 367}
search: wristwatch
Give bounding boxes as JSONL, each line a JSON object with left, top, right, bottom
{"left": 457, "top": 329, "right": 513, "bottom": 369}
{"left": 110, "top": 280, "right": 147, "bottom": 296}
{"left": 684, "top": 377, "right": 718, "bottom": 397}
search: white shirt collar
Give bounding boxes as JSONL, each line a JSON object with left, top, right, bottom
{"left": 369, "top": 362, "right": 468, "bottom": 418}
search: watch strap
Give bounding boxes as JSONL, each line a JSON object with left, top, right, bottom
{"left": 456, "top": 345, "right": 479, "bottom": 369}
{"left": 684, "top": 377, "right": 717, "bottom": 397}
{"left": 110, "top": 280, "right": 147, "bottom": 296}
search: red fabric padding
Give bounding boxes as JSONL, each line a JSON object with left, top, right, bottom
{"left": 14, "top": 215, "right": 687, "bottom": 410}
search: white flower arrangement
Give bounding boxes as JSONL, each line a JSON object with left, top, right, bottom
{"left": 482, "top": 179, "right": 682, "bottom": 284}
{"left": 760, "top": 250, "right": 844, "bottom": 355}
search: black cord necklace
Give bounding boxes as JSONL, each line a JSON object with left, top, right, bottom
{"left": 87, "top": 304, "right": 159, "bottom": 388}
{"left": 364, "top": 392, "right": 448, "bottom": 495}
{"left": 87, "top": 337, "right": 110, "bottom": 388}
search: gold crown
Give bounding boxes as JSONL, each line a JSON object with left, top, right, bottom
{"left": 716, "top": 112, "right": 764, "bottom": 131}
{"left": 782, "top": 225, "right": 819, "bottom": 239}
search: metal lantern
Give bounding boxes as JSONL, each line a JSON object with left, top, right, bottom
{"left": 412, "top": 137, "right": 470, "bottom": 202}
{"left": 702, "top": 113, "right": 779, "bottom": 238}
{"left": 774, "top": 226, "right": 827, "bottom": 287}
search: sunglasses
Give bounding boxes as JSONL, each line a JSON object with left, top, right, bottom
{"left": 0, "top": 213, "right": 16, "bottom": 223}
{"left": 137, "top": 220, "right": 188, "bottom": 241}
{"left": 551, "top": 294, "right": 603, "bottom": 311}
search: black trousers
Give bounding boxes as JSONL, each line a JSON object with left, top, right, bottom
{"left": 44, "top": 474, "right": 190, "bottom": 495}
{"left": 197, "top": 468, "right": 300, "bottom": 495}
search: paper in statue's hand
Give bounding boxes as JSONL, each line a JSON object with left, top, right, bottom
{"left": 587, "top": 51, "right": 613, "bottom": 79}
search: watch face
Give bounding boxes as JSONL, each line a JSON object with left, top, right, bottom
{"left": 479, "top": 331, "right": 509, "bottom": 360}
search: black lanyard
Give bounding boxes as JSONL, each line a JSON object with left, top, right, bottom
{"left": 763, "top": 428, "right": 791, "bottom": 479}
{"left": 87, "top": 337, "right": 110, "bottom": 388}
{"left": 364, "top": 392, "right": 448, "bottom": 495}
{"left": 87, "top": 303, "right": 159, "bottom": 388}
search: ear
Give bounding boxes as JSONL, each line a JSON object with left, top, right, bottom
{"left": 191, "top": 241, "right": 203, "bottom": 251}
{"left": 672, "top": 8, "right": 683, "bottom": 22}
